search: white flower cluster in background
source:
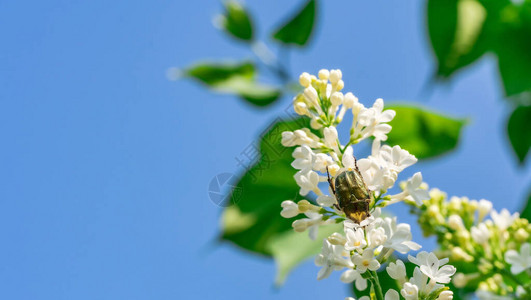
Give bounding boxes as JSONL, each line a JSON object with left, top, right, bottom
{"left": 279, "top": 70, "right": 455, "bottom": 300}
{"left": 413, "top": 189, "right": 531, "bottom": 299}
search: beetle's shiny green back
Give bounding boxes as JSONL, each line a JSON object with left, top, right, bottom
{"left": 334, "top": 170, "right": 370, "bottom": 201}
{"left": 334, "top": 169, "right": 371, "bottom": 224}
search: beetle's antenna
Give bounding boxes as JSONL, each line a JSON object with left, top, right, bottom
{"left": 326, "top": 166, "right": 336, "bottom": 195}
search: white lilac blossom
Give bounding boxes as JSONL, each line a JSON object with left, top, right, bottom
{"left": 278, "top": 70, "right": 456, "bottom": 300}
{"left": 491, "top": 209, "right": 519, "bottom": 231}
{"left": 410, "top": 189, "right": 531, "bottom": 299}
{"left": 418, "top": 252, "right": 456, "bottom": 284}
{"left": 352, "top": 249, "right": 380, "bottom": 273}
{"left": 386, "top": 260, "right": 407, "bottom": 282}
{"left": 340, "top": 269, "right": 368, "bottom": 291}
{"left": 345, "top": 227, "right": 367, "bottom": 251}
{"left": 401, "top": 282, "right": 419, "bottom": 300}
{"left": 403, "top": 172, "right": 430, "bottom": 205}
{"left": 381, "top": 217, "right": 421, "bottom": 254}
{"left": 315, "top": 240, "right": 353, "bottom": 280}
{"left": 504, "top": 243, "right": 531, "bottom": 275}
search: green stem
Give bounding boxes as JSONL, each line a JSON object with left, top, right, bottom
{"left": 368, "top": 271, "right": 384, "bottom": 300}
{"left": 250, "top": 41, "right": 291, "bottom": 83}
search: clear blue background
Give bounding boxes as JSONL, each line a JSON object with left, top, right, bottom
{"left": 1, "top": 0, "right": 530, "bottom": 299}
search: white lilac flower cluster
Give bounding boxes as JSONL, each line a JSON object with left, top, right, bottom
{"left": 411, "top": 189, "right": 531, "bottom": 299}
{"left": 279, "top": 70, "right": 456, "bottom": 300}
{"left": 344, "top": 251, "right": 456, "bottom": 300}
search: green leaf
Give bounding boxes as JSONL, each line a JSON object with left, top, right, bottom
{"left": 221, "top": 117, "right": 327, "bottom": 282}
{"left": 223, "top": 78, "right": 282, "bottom": 106}
{"left": 427, "top": 0, "right": 531, "bottom": 96}
{"left": 222, "top": 117, "right": 341, "bottom": 283}
{"left": 219, "top": 0, "right": 254, "bottom": 42}
{"left": 182, "top": 61, "right": 281, "bottom": 106}
{"left": 507, "top": 105, "right": 531, "bottom": 164}
{"left": 272, "top": 0, "right": 316, "bottom": 46}
{"left": 269, "top": 223, "right": 341, "bottom": 285}
{"left": 521, "top": 187, "right": 531, "bottom": 222}
{"left": 184, "top": 61, "right": 254, "bottom": 84}
{"left": 427, "top": 0, "right": 489, "bottom": 78}
{"left": 495, "top": 3, "right": 531, "bottom": 96}
{"left": 385, "top": 105, "right": 466, "bottom": 159}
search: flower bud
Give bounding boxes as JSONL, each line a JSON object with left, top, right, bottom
{"left": 436, "top": 290, "right": 454, "bottom": 300}
{"left": 328, "top": 232, "right": 346, "bottom": 245}
{"left": 449, "top": 196, "right": 462, "bottom": 211}
{"left": 318, "top": 69, "right": 329, "bottom": 80}
{"left": 386, "top": 260, "right": 406, "bottom": 280}
{"left": 352, "top": 102, "right": 364, "bottom": 116}
{"left": 451, "top": 247, "right": 473, "bottom": 262}
{"left": 303, "top": 86, "right": 319, "bottom": 105}
{"left": 468, "top": 199, "right": 478, "bottom": 211}
{"left": 330, "top": 92, "right": 344, "bottom": 106}
{"left": 299, "top": 72, "right": 311, "bottom": 87}
{"left": 448, "top": 215, "right": 465, "bottom": 230}
{"left": 515, "top": 228, "right": 529, "bottom": 243}
{"left": 298, "top": 200, "right": 319, "bottom": 213}
{"left": 292, "top": 219, "right": 309, "bottom": 232}
{"left": 492, "top": 274, "right": 503, "bottom": 285}
{"left": 281, "top": 200, "right": 300, "bottom": 218}
{"left": 478, "top": 199, "right": 492, "bottom": 221}
{"left": 444, "top": 232, "right": 453, "bottom": 241}
{"left": 471, "top": 223, "right": 490, "bottom": 244}
{"left": 335, "top": 79, "right": 344, "bottom": 91}
{"left": 452, "top": 273, "right": 467, "bottom": 288}
{"left": 294, "top": 102, "right": 308, "bottom": 115}
{"left": 310, "top": 117, "right": 323, "bottom": 129}
{"left": 329, "top": 69, "right": 342, "bottom": 84}
{"left": 429, "top": 188, "right": 446, "bottom": 202}
{"left": 297, "top": 200, "right": 311, "bottom": 212}
{"left": 343, "top": 92, "right": 357, "bottom": 108}
{"left": 281, "top": 131, "right": 296, "bottom": 147}
{"left": 427, "top": 204, "right": 441, "bottom": 218}
{"left": 328, "top": 164, "right": 340, "bottom": 176}
{"left": 478, "top": 282, "right": 489, "bottom": 291}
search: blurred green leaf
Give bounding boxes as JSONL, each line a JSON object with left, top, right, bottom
{"left": 219, "top": 0, "right": 254, "bottom": 42}
{"left": 184, "top": 61, "right": 254, "bottom": 83}
{"left": 427, "top": 0, "right": 489, "bottom": 78}
{"left": 495, "top": 3, "right": 531, "bottom": 96}
{"left": 269, "top": 223, "right": 341, "bottom": 285}
{"left": 182, "top": 61, "right": 281, "bottom": 106}
{"left": 222, "top": 117, "right": 327, "bottom": 282}
{"left": 427, "top": 0, "right": 531, "bottom": 96}
{"left": 521, "top": 188, "right": 531, "bottom": 222}
{"left": 507, "top": 105, "right": 531, "bottom": 164}
{"left": 385, "top": 105, "right": 466, "bottom": 159}
{"left": 272, "top": 0, "right": 316, "bottom": 46}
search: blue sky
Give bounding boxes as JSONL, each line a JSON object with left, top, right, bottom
{"left": 1, "top": 0, "right": 530, "bottom": 299}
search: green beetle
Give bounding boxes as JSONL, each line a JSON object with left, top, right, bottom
{"left": 327, "top": 161, "right": 372, "bottom": 224}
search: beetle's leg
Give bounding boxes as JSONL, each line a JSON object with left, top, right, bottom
{"left": 333, "top": 203, "right": 341, "bottom": 211}
{"left": 326, "top": 166, "right": 336, "bottom": 195}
